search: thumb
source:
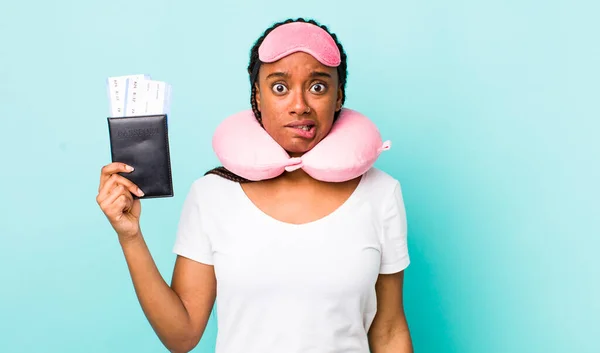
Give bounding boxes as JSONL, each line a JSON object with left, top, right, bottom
{"left": 130, "top": 198, "right": 142, "bottom": 218}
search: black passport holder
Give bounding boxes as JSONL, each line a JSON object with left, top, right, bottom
{"left": 107, "top": 114, "right": 174, "bottom": 199}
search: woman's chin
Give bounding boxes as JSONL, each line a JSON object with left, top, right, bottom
{"left": 278, "top": 132, "right": 326, "bottom": 157}
{"left": 286, "top": 149, "right": 309, "bottom": 158}
{"left": 284, "top": 143, "right": 314, "bottom": 157}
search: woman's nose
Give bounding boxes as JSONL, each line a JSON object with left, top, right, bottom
{"left": 289, "top": 90, "right": 310, "bottom": 115}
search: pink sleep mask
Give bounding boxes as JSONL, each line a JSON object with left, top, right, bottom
{"left": 258, "top": 22, "right": 341, "bottom": 67}
{"left": 250, "top": 22, "right": 342, "bottom": 86}
{"left": 212, "top": 108, "right": 391, "bottom": 182}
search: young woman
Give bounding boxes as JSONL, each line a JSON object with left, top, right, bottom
{"left": 96, "top": 18, "right": 412, "bottom": 353}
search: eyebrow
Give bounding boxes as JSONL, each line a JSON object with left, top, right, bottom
{"left": 265, "top": 71, "right": 289, "bottom": 80}
{"left": 310, "top": 71, "right": 332, "bottom": 79}
{"left": 265, "top": 71, "right": 333, "bottom": 80}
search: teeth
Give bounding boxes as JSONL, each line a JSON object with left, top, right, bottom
{"left": 298, "top": 125, "right": 311, "bottom": 131}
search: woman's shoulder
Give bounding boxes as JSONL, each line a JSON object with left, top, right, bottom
{"left": 353, "top": 167, "right": 405, "bottom": 207}
{"left": 360, "top": 167, "right": 402, "bottom": 193}
{"left": 184, "top": 173, "right": 241, "bottom": 204}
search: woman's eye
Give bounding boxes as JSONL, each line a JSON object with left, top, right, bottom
{"left": 310, "top": 83, "right": 326, "bottom": 94}
{"left": 272, "top": 84, "right": 287, "bottom": 94}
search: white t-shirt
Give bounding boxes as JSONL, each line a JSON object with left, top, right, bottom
{"left": 172, "top": 167, "right": 410, "bottom": 353}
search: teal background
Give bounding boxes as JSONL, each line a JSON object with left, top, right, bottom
{"left": 1, "top": 0, "right": 598, "bottom": 352}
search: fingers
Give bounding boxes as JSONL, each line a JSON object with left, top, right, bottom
{"left": 98, "top": 162, "right": 144, "bottom": 193}
{"left": 108, "top": 173, "right": 144, "bottom": 197}
{"left": 99, "top": 184, "right": 134, "bottom": 219}
{"left": 96, "top": 177, "right": 120, "bottom": 206}
{"left": 97, "top": 173, "right": 144, "bottom": 206}
{"left": 99, "top": 162, "right": 135, "bottom": 191}
{"left": 102, "top": 162, "right": 134, "bottom": 175}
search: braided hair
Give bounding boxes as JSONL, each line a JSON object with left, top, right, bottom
{"left": 205, "top": 18, "right": 348, "bottom": 182}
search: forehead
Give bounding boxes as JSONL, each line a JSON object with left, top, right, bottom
{"left": 260, "top": 52, "right": 337, "bottom": 78}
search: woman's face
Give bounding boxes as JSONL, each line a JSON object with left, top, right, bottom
{"left": 255, "top": 52, "right": 343, "bottom": 157}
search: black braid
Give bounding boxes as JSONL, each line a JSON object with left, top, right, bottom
{"left": 203, "top": 166, "right": 251, "bottom": 183}
{"left": 205, "top": 18, "right": 349, "bottom": 183}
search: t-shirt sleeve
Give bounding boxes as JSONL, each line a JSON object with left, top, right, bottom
{"left": 172, "top": 182, "right": 214, "bottom": 265}
{"left": 379, "top": 181, "right": 410, "bottom": 274}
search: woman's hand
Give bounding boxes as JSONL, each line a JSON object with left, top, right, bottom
{"left": 96, "top": 162, "right": 145, "bottom": 242}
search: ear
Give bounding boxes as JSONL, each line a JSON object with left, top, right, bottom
{"left": 254, "top": 83, "right": 261, "bottom": 112}
{"left": 335, "top": 85, "right": 343, "bottom": 112}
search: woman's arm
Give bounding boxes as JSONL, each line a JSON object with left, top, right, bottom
{"left": 120, "top": 234, "right": 216, "bottom": 353}
{"left": 368, "top": 271, "right": 413, "bottom": 353}
{"left": 97, "top": 163, "right": 216, "bottom": 352}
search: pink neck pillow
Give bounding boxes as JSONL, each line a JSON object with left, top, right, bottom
{"left": 212, "top": 108, "right": 391, "bottom": 182}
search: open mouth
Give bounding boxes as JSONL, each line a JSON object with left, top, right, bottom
{"left": 293, "top": 124, "right": 314, "bottom": 131}
{"left": 286, "top": 122, "right": 316, "bottom": 138}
